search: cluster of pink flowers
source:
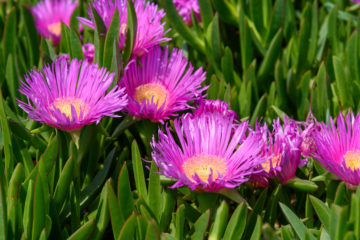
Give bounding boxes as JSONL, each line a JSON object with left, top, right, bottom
{"left": 25, "top": 0, "right": 203, "bottom": 133}
{"left": 21, "top": 0, "right": 360, "bottom": 194}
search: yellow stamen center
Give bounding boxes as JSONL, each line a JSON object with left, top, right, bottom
{"left": 182, "top": 155, "right": 226, "bottom": 183}
{"left": 51, "top": 97, "right": 89, "bottom": 120}
{"left": 344, "top": 150, "right": 360, "bottom": 171}
{"left": 48, "top": 22, "right": 62, "bottom": 36}
{"left": 134, "top": 83, "right": 169, "bottom": 109}
{"left": 262, "top": 154, "right": 281, "bottom": 173}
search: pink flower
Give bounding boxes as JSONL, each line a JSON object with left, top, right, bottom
{"left": 151, "top": 110, "right": 263, "bottom": 192}
{"left": 31, "top": 0, "right": 78, "bottom": 44}
{"left": 250, "top": 118, "right": 303, "bottom": 187}
{"left": 120, "top": 46, "right": 207, "bottom": 122}
{"left": 300, "top": 111, "right": 318, "bottom": 159}
{"left": 18, "top": 57, "right": 127, "bottom": 131}
{"left": 79, "top": 0, "right": 170, "bottom": 56}
{"left": 193, "top": 99, "right": 238, "bottom": 120}
{"left": 313, "top": 112, "right": 360, "bottom": 186}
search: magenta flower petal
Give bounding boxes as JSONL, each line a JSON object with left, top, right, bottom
{"left": 174, "top": 0, "right": 201, "bottom": 25}
{"left": 251, "top": 117, "right": 303, "bottom": 187}
{"left": 79, "top": 0, "right": 170, "bottom": 56}
{"left": 151, "top": 111, "right": 264, "bottom": 192}
{"left": 313, "top": 112, "right": 360, "bottom": 186}
{"left": 299, "top": 111, "right": 319, "bottom": 159}
{"left": 31, "top": 0, "right": 78, "bottom": 44}
{"left": 193, "top": 99, "right": 238, "bottom": 120}
{"left": 82, "top": 43, "right": 95, "bottom": 62}
{"left": 18, "top": 57, "right": 127, "bottom": 131}
{"left": 120, "top": 46, "right": 208, "bottom": 122}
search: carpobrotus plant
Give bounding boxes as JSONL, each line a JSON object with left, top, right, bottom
{"left": 120, "top": 46, "right": 207, "bottom": 122}
{"left": 193, "top": 99, "right": 238, "bottom": 119}
{"left": 17, "top": 57, "right": 127, "bottom": 131}
{"left": 151, "top": 100, "right": 263, "bottom": 191}
{"left": 313, "top": 112, "right": 360, "bottom": 187}
{"left": 31, "top": 0, "right": 78, "bottom": 44}
{"left": 250, "top": 118, "right": 304, "bottom": 187}
{"left": 79, "top": 0, "right": 170, "bottom": 56}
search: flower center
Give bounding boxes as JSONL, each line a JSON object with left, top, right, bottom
{"left": 48, "top": 22, "right": 62, "bottom": 36}
{"left": 134, "top": 83, "right": 169, "bottom": 109}
{"left": 344, "top": 150, "right": 360, "bottom": 171}
{"left": 51, "top": 97, "right": 89, "bottom": 120}
{"left": 182, "top": 155, "right": 226, "bottom": 183}
{"left": 261, "top": 154, "right": 281, "bottom": 173}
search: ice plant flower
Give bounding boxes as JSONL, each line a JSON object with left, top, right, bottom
{"left": 120, "top": 46, "right": 207, "bottom": 122}
{"left": 193, "top": 99, "right": 238, "bottom": 120}
{"left": 250, "top": 117, "right": 303, "bottom": 187}
{"left": 174, "top": 0, "right": 201, "bottom": 25}
{"left": 151, "top": 110, "right": 263, "bottom": 192}
{"left": 300, "top": 111, "right": 318, "bottom": 159}
{"left": 79, "top": 0, "right": 170, "bottom": 56}
{"left": 31, "top": 0, "right": 78, "bottom": 44}
{"left": 313, "top": 112, "right": 360, "bottom": 187}
{"left": 17, "top": 57, "right": 127, "bottom": 131}
{"left": 351, "top": 0, "right": 360, "bottom": 4}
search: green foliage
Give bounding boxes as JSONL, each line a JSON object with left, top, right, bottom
{"left": 2, "top": 0, "right": 360, "bottom": 239}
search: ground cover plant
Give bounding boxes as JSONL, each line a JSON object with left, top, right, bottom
{"left": 2, "top": 0, "right": 360, "bottom": 239}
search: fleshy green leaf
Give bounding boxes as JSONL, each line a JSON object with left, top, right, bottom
{"left": 7, "top": 163, "right": 24, "bottom": 239}
{"left": 118, "top": 162, "right": 134, "bottom": 221}
{"left": 0, "top": 88, "right": 13, "bottom": 183}
{"left": 32, "top": 173, "right": 46, "bottom": 240}
{"left": 284, "top": 178, "right": 318, "bottom": 192}
{"left": 243, "top": 188, "right": 268, "bottom": 239}
{"left": 122, "top": 0, "right": 137, "bottom": 63}
{"left": 191, "top": 209, "right": 210, "bottom": 240}
{"left": 164, "top": 0, "right": 205, "bottom": 53}
{"left": 330, "top": 205, "right": 347, "bottom": 240}
{"left": 208, "top": 201, "right": 229, "bottom": 240}
{"left": 118, "top": 214, "right": 137, "bottom": 240}
{"left": 63, "top": 25, "right": 84, "bottom": 60}
{"left": 103, "top": 9, "right": 120, "bottom": 69}
{"left": 310, "top": 195, "right": 330, "bottom": 230}
{"left": 333, "top": 56, "right": 353, "bottom": 108}
{"left": 212, "top": 0, "right": 237, "bottom": 26}
{"left": 198, "top": 0, "right": 213, "bottom": 29}
{"left": 132, "top": 140, "right": 147, "bottom": 199}
{"left": 53, "top": 156, "right": 74, "bottom": 210}
{"left": 175, "top": 204, "right": 186, "bottom": 240}
{"left": 67, "top": 218, "right": 96, "bottom": 240}
{"left": 148, "top": 161, "right": 161, "bottom": 221}
{"left": 279, "top": 202, "right": 316, "bottom": 240}
{"left": 79, "top": 147, "right": 116, "bottom": 208}
{"left": 250, "top": 215, "right": 263, "bottom": 240}
{"left": 91, "top": 6, "right": 107, "bottom": 65}
{"left": 108, "top": 180, "right": 124, "bottom": 239}
{"left": 0, "top": 153, "right": 7, "bottom": 240}
{"left": 223, "top": 203, "right": 247, "bottom": 240}
{"left": 23, "top": 179, "right": 33, "bottom": 239}
{"left": 3, "top": 7, "right": 17, "bottom": 62}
